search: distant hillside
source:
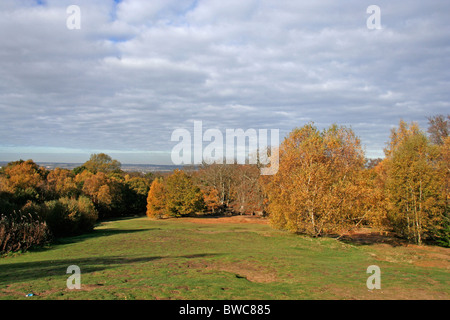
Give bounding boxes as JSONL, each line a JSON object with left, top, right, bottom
{"left": 0, "top": 161, "right": 188, "bottom": 173}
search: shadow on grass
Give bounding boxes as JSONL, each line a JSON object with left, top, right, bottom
{"left": 0, "top": 253, "right": 219, "bottom": 286}
{"left": 337, "top": 231, "right": 408, "bottom": 247}
{"left": 22, "top": 228, "right": 154, "bottom": 256}
{"left": 53, "top": 228, "right": 155, "bottom": 245}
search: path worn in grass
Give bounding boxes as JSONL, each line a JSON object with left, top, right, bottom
{"left": 0, "top": 216, "right": 448, "bottom": 300}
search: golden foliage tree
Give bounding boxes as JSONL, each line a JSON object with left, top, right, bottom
{"left": 200, "top": 186, "right": 221, "bottom": 214}
{"left": 146, "top": 178, "right": 167, "bottom": 219}
{"left": 46, "top": 168, "right": 78, "bottom": 198}
{"left": 262, "top": 123, "right": 368, "bottom": 236}
{"left": 0, "top": 160, "right": 47, "bottom": 204}
{"left": 76, "top": 171, "right": 122, "bottom": 218}
{"left": 383, "top": 121, "right": 447, "bottom": 245}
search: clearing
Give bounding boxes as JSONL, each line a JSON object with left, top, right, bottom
{"left": 0, "top": 216, "right": 448, "bottom": 300}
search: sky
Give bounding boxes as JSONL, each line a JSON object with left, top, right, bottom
{"left": 0, "top": 0, "right": 449, "bottom": 165}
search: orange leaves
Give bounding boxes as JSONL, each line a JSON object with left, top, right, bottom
{"left": 201, "top": 187, "right": 220, "bottom": 214}
{"left": 1, "top": 160, "right": 46, "bottom": 194}
{"left": 262, "top": 123, "right": 367, "bottom": 236}
{"left": 46, "top": 168, "right": 77, "bottom": 197}
{"left": 146, "top": 178, "right": 167, "bottom": 218}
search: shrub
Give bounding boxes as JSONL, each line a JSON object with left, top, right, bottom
{"left": 0, "top": 211, "right": 50, "bottom": 255}
{"left": 42, "top": 196, "right": 98, "bottom": 237}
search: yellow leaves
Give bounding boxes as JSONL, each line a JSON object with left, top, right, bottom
{"left": 1, "top": 160, "right": 46, "bottom": 193}
{"left": 46, "top": 168, "right": 77, "bottom": 197}
{"left": 383, "top": 120, "right": 448, "bottom": 245}
{"left": 262, "top": 123, "right": 368, "bottom": 236}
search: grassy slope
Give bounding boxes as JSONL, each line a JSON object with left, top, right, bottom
{"left": 0, "top": 217, "right": 448, "bottom": 300}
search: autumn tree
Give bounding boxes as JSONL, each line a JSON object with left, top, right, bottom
{"left": 76, "top": 171, "right": 123, "bottom": 218}
{"left": 46, "top": 168, "right": 78, "bottom": 199}
{"left": 164, "top": 169, "right": 205, "bottom": 217}
{"left": 427, "top": 114, "right": 449, "bottom": 146}
{"left": 195, "top": 163, "right": 235, "bottom": 213}
{"left": 146, "top": 178, "right": 167, "bottom": 218}
{"left": 201, "top": 187, "right": 221, "bottom": 214}
{"left": 383, "top": 121, "right": 447, "bottom": 245}
{"left": 83, "top": 153, "right": 122, "bottom": 174}
{"left": 262, "top": 123, "right": 368, "bottom": 236}
{"left": 436, "top": 136, "right": 450, "bottom": 246}
{"left": 229, "top": 164, "right": 265, "bottom": 215}
{"left": 0, "top": 160, "right": 47, "bottom": 206}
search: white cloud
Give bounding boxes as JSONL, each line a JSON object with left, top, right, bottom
{"left": 0, "top": 0, "right": 449, "bottom": 163}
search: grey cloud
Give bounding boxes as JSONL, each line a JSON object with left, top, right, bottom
{"left": 0, "top": 0, "right": 449, "bottom": 163}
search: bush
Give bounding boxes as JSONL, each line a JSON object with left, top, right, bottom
{"left": 0, "top": 211, "right": 50, "bottom": 255}
{"left": 42, "top": 196, "right": 98, "bottom": 237}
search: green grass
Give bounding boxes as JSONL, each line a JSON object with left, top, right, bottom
{"left": 0, "top": 216, "right": 448, "bottom": 300}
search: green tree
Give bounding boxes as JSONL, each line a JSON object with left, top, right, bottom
{"left": 83, "top": 153, "right": 122, "bottom": 174}
{"left": 123, "top": 175, "right": 151, "bottom": 215}
{"left": 165, "top": 170, "right": 205, "bottom": 217}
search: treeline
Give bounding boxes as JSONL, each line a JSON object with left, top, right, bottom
{"left": 1, "top": 115, "right": 448, "bottom": 254}
{"left": 147, "top": 115, "right": 449, "bottom": 247}
{"left": 0, "top": 153, "right": 153, "bottom": 254}
{"left": 146, "top": 163, "right": 264, "bottom": 218}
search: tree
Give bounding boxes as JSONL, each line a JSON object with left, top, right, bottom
{"left": 195, "top": 163, "right": 235, "bottom": 213}
{"left": 384, "top": 121, "right": 447, "bottom": 245}
{"left": 201, "top": 187, "right": 221, "bottom": 214}
{"left": 262, "top": 123, "right": 367, "bottom": 236}
{"left": 0, "top": 160, "right": 47, "bottom": 206}
{"left": 46, "top": 168, "right": 78, "bottom": 199}
{"left": 76, "top": 171, "right": 122, "bottom": 218}
{"left": 123, "top": 175, "right": 151, "bottom": 215}
{"left": 165, "top": 170, "right": 205, "bottom": 217}
{"left": 435, "top": 136, "right": 450, "bottom": 246}
{"left": 384, "top": 120, "right": 421, "bottom": 158}
{"left": 83, "top": 153, "right": 122, "bottom": 174}
{"left": 427, "top": 114, "right": 449, "bottom": 146}
{"left": 229, "top": 164, "right": 265, "bottom": 215}
{"left": 146, "top": 178, "right": 167, "bottom": 219}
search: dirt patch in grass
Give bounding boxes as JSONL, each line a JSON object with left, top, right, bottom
{"left": 317, "top": 284, "right": 449, "bottom": 300}
{"left": 339, "top": 228, "right": 408, "bottom": 246}
{"left": 370, "top": 242, "right": 450, "bottom": 269}
{"left": 183, "top": 259, "right": 278, "bottom": 283}
{"left": 0, "top": 286, "right": 26, "bottom": 298}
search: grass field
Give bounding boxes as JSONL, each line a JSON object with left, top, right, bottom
{"left": 0, "top": 216, "right": 448, "bottom": 300}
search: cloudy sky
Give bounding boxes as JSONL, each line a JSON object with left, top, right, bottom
{"left": 0, "top": 0, "right": 449, "bottom": 164}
